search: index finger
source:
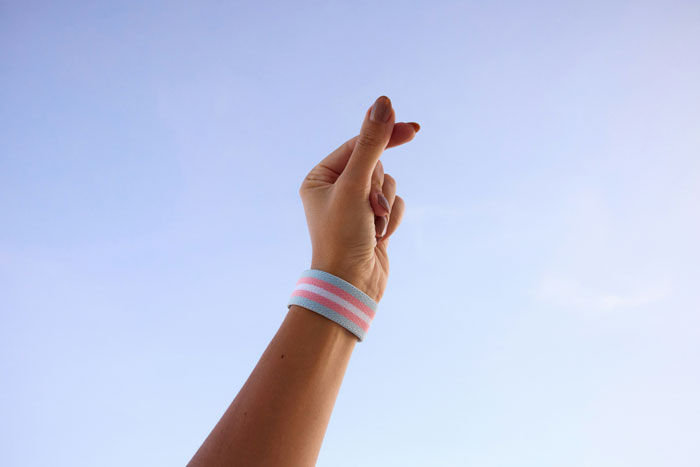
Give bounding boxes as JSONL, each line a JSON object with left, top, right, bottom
{"left": 314, "top": 122, "right": 420, "bottom": 178}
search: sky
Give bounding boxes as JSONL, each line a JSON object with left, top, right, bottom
{"left": 1, "top": 0, "right": 699, "bottom": 465}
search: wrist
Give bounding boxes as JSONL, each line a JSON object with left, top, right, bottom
{"left": 288, "top": 305, "right": 358, "bottom": 344}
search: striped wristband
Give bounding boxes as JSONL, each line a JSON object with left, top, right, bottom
{"left": 287, "top": 269, "right": 377, "bottom": 341}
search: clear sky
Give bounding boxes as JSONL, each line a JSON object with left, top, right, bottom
{"left": 2, "top": 1, "right": 699, "bottom": 465}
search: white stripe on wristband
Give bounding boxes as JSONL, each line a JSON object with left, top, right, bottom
{"left": 287, "top": 269, "right": 378, "bottom": 341}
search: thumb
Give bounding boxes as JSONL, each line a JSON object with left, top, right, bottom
{"left": 340, "top": 96, "right": 395, "bottom": 187}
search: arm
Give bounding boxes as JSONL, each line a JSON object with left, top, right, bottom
{"left": 188, "top": 305, "right": 356, "bottom": 466}
{"left": 189, "top": 96, "right": 417, "bottom": 467}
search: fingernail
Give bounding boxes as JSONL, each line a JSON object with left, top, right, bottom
{"left": 408, "top": 122, "right": 421, "bottom": 133}
{"left": 377, "top": 192, "right": 391, "bottom": 213}
{"left": 370, "top": 96, "right": 392, "bottom": 122}
{"left": 375, "top": 215, "right": 388, "bottom": 237}
{"left": 381, "top": 215, "right": 389, "bottom": 237}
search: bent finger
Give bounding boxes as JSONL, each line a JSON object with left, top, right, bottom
{"left": 370, "top": 161, "right": 388, "bottom": 217}
{"left": 381, "top": 194, "right": 405, "bottom": 242}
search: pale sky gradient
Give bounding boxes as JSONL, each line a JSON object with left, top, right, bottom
{"left": 2, "top": 1, "right": 699, "bottom": 466}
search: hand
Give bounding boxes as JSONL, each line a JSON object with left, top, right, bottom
{"left": 298, "top": 96, "right": 419, "bottom": 302}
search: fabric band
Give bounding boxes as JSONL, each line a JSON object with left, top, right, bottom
{"left": 287, "top": 269, "right": 378, "bottom": 341}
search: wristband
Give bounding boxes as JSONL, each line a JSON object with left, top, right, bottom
{"left": 287, "top": 269, "right": 377, "bottom": 341}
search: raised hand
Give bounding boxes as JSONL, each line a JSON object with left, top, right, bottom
{"left": 298, "top": 96, "right": 419, "bottom": 302}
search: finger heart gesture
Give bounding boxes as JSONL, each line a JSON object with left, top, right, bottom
{"left": 298, "top": 96, "right": 419, "bottom": 302}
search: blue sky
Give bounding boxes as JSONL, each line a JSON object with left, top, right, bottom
{"left": 2, "top": 1, "right": 699, "bottom": 465}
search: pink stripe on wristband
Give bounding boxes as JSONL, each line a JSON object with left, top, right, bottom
{"left": 287, "top": 269, "right": 378, "bottom": 341}
{"left": 295, "top": 276, "right": 376, "bottom": 320}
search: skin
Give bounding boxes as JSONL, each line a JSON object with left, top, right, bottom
{"left": 188, "top": 96, "right": 418, "bottom": 466}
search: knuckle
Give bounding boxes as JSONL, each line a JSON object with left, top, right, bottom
{"left": 299, "top": 173, "right": 314, "bottom": 196}
{"left": 383, "top": 173, "right": 397, "bottom": 190}
{"left": 356, "top": 131, "right": 384, "bottom": 149}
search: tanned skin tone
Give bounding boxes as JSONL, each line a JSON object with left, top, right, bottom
{"left": 189, "top": 96, "right": 419, "bottom": 467}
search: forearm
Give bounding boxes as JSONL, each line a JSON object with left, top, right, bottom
{"left": 189, "top": 305, "right": 357, "bottom": 467}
